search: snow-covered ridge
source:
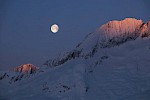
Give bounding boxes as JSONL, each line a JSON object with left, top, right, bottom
{"left": 44, "top": 18, "right": 150, "bottom": 68}
{"left": 0, "top": 64, "right": 39, "bottom": 84}
{"left": 78, "top": 18, "right": 150, "bottom": 50}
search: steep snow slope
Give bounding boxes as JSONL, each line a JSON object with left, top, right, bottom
{"left": 0, "top": 18, "right": 150, "bottom": 100}
{"left": 84, "top": 38, "right": 150, "bottom": 100}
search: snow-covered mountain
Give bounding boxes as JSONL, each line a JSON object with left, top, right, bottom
{"left": 44, "top": 18, "right": 150, "bottom": 67}
{"left": 0, "top": 18, "right": 150, "bottom": 100}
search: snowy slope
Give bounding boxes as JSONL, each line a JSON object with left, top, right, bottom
{"left": 85, "top": 38, "right": 150, "bottom": 100}
{"left": 0, "top": 18, "right": 150, "bottom": 100}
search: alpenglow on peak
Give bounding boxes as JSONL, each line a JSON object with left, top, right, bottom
{"left": 98, "top": 18, "right": 144, "bottom": 38}
{"left": 76, "top": 18, "right": 149, "bottom": 51}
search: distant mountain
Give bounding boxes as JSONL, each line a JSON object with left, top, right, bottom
{"left": 0, "top": 64, "right": 38, "bottom": 84}
{"left": 0, "top": 18, "right": 150, "bottom": 100}
{"left": 15, "top": 64, "right": 38, "bottom": 74}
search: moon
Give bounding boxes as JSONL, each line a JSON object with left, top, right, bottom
{"left": 51, "top": 24, "right": 59, "bottom": 33}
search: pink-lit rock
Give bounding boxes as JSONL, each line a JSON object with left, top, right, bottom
{"left": 15, "top": 64, "right": 38, "bottom": 74}
{"left": 99, "top": 18, "right": 144, "bottom": 38}
{"left": 140, "top": 21, "right": 150, "bottom": 37}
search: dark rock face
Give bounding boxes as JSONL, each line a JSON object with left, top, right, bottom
{"left": 44, "top": 49, "right": 82, "bottom": 67}
{"left": 0, "top": 73, "right": 9, "bottom": 80}
{"left": 14, "top": 64, "right": 38, "bottom": 74}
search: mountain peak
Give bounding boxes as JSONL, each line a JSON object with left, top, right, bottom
{"left": 76, "top": 18, "right": 149, "bottom": 54}
{"left": 14, "top": 64, "right": 38, "bottom": 74}
{"left": 99, "top": 18, "right": 144, "bottom": 38}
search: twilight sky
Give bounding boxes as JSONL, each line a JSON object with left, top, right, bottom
{"left": 0, "top": 0, "right": 150, "bottom": 70}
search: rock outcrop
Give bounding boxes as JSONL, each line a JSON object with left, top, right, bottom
{"left": 140, "top": 21, "right": 150, "bottom": 38}
{"left": 14, "top": 64, "right": 38, "bottom": 74}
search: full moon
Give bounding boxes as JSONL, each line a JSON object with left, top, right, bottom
{"left": 51, "top": 24, "right": 59, "bottom": 33}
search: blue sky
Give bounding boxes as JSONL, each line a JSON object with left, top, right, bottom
{"left": 0, "top": 0, "right": 150, "bottom": 70}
